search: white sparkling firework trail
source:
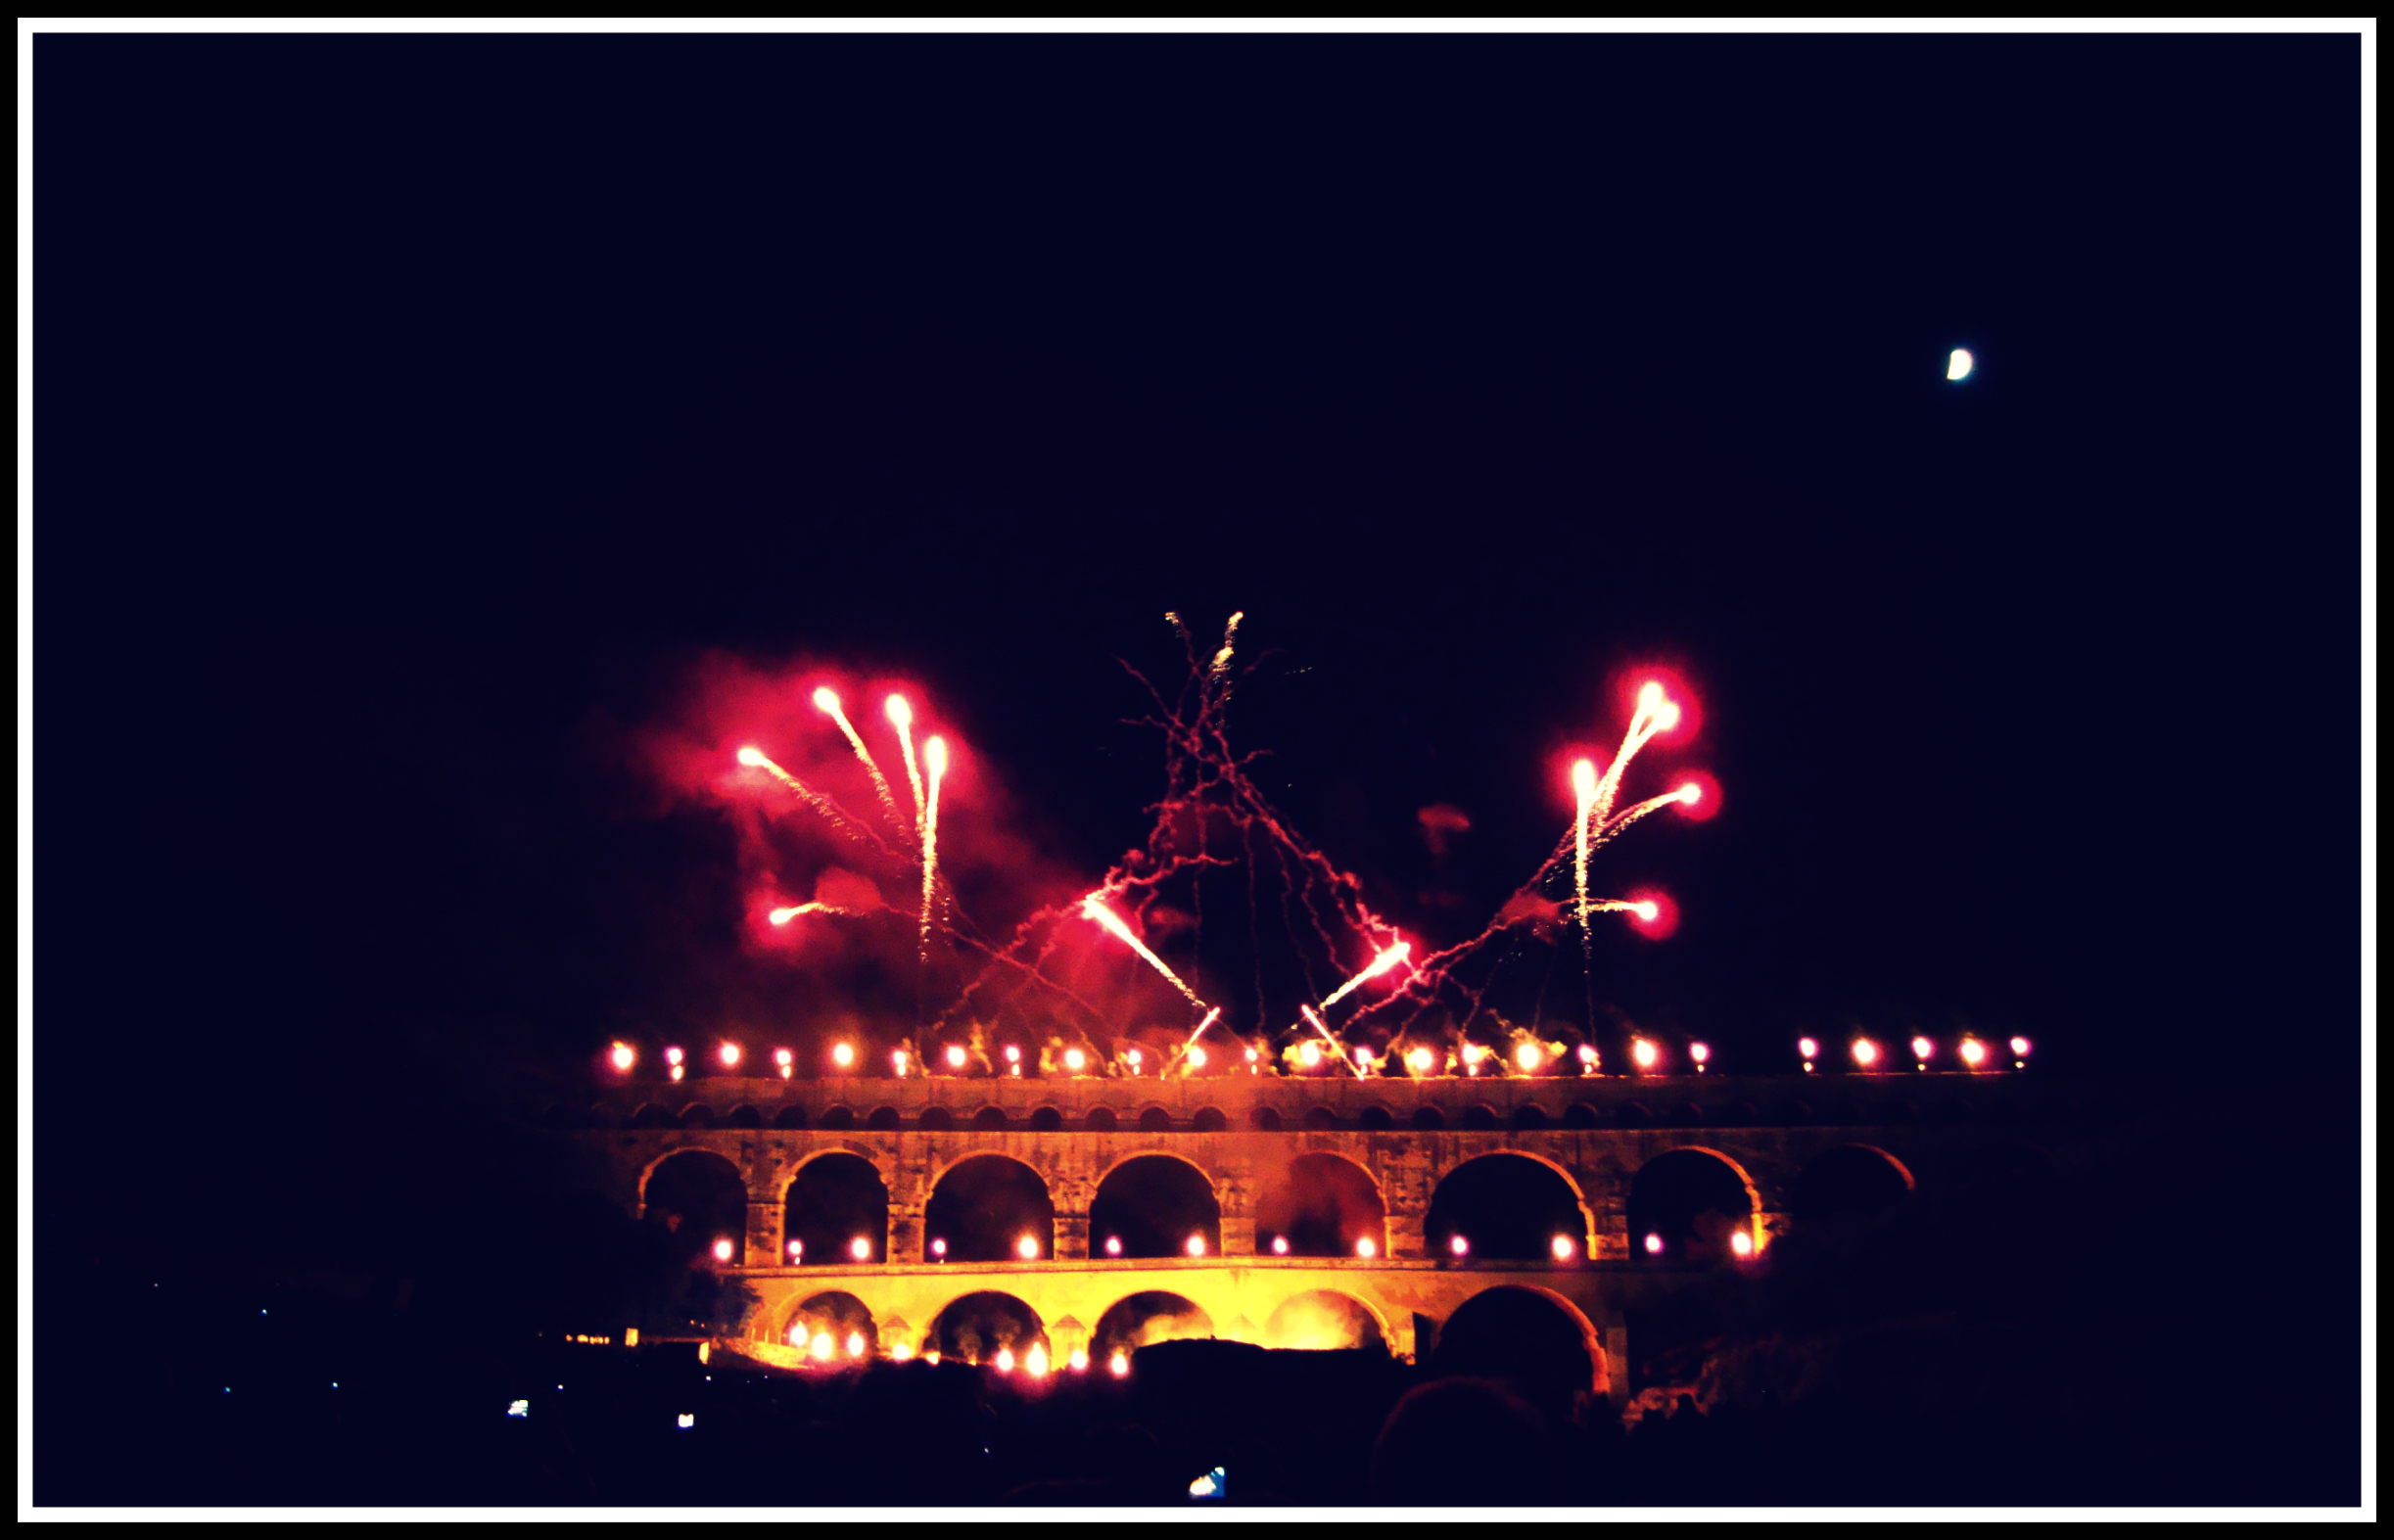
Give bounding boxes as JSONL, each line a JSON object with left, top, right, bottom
{"left": 1080, "top": 896, "right": 1206, "bottom": 1007}
{"left": 1573, "top": 759, "right": 1597, "bottom": 934}
{"left": 1169, "top": 1004, "right": 1224, "bottom": 1072}
{"left": 735, "top": 747, "right": 884, "bottom": 852}
{"left": 919, "top": 736, "right": 946, "bottom": 962}
{"left": 769, "top": 902, "right": 863, "bottom": 924}
{"left": 886, "top": 695, "right": 926, "bottom": 833}
{"left": 815, "top": 688, "right": 909, "bottom": 838}
{"left": 1299, "top": 1003, "right": 1364, "bottom": 1079}
{"left": 1589, "top": 682, "right": 1680, "bottom": 831}
{"left": 1209, "top": 611, "right": 1244, "bottom": 678}
{"left": 1319, "top": 942, "right": 1410, "bottom": 1011}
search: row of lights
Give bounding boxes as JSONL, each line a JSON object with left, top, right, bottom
{"left": 616, "top": 1034, "right": 2033, "bottom": 1080}
{"left": 1798, "top": 1036, "right": 2031, "bottom": 1072}
{"left": 735, "top": 1233, "right": 1612, "bottom": 1263}
{"left": 782, "top": 1328, "right": 1131, "bottom": 1380}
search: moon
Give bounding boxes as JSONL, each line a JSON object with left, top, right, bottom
{"left": 1947, "top": 348, "right": 1975, "bottom": 381}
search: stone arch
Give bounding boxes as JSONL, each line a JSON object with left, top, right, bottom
{"left": 1432, "top": 1284, "right": 1606, "bottom": 1400}
{"left": 678, "top": 1103, "right": 718, "bottom": 1130}
{"left": 1458, "top": 1104, "right": 1498, "bottom": 1131}
{"left": 1301, "top": 1106, "right": 1339, "bottom": 1131}
{"left": 1410, "top": 1105, "right": 1445, "bottom": 1131}
{"left": 924, "top": 1153, "right": 1055, "bottom": 1262}
{"left": 818, "top": 1105, "right": 857, "bottom": 1130}
{"left": 1627, "top": 1145, "right": 1761, "bottom": 1261}
{"left": 1263, "top": 1288, "right": 1388, "bottom": 1351}
{"left": 924, "top": 1290, "right": 1049, "bottom": 1365}
{"left": 1255, "top": 1150, "right": 1387, "bottom": 1258}
{"left": 1356, "top": 1104, "right": 1393, "bottom": 1130}
{"left": 629, "top": 1102, "right": 674, "bottom": 1129}
{"left": 770, "top": 1105, "right": 809, "bottom": 1130}
{"left": 1083, "top": 1106, "right": 1119, "bottom": 1133}
{"left": 727, "top": 1104, "right": 764, "bottom": 1130}
{"left": 1090, "top": 1155, "right": 1222, "bottom": 1259}
{"left": 1511, "top": 1103, "right": 1550, "bottom": 1131}
{"left": 972, "top": 1106, "right": 1009, "bottom": 1131}
{"left": 918, "top": 1106, "right": 956, "bottom": 1131}
{"left": 1790, "top": 1143, "right": 1916, "bottom": 1221}
{"left": 1029, "top": 1106, "right": 1064, "bottom": 1132}
{"left": 779, "top": 1290, "right": 879, "bottom": 1361}
{"left": 781, "top": 1150, "right": 890, "bottom": 1267}
{"left": 1091, "top": 1290, "right": 1214, "bottom": 1359}
{"left": 1190, "top": 1106, "right": 1228, "bottom": 1133}
{"left": 1562, "top": 1102, "right": 1599, "bottom": 1129}
{"left": 1094, "top": 1146, "right": 1221, "bottom": 1191}
{"left": 1249, "top": 1106, "right": 1284, "bottom": 1131}
{"left": 636, "top": 1148, "right": 748, "bottom": 1266}
{"left": 1136, "top": 1106, "right": 1173, "bottom": 1133}
{"left": 1425, "top": 1150, "right": 1593, "bottom": 1262}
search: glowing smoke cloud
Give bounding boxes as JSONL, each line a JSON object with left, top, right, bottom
{"left": 886, "top": 695, "right": 925, "bottom": 833}
{"left": 919, "top": 736, "right": 947, "bottom": 962}
{"left": 815, "top": 687, "right": 909, "bottom": 839}
{"left": 1080, "top": 896, "right": 1206, "bottom": 1008}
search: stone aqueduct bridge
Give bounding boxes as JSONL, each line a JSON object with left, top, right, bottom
{"left": 566, "top": 1069, "right": 2062, "bottom": 1391}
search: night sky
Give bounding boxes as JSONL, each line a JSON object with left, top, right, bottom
{"left": 36, "top": 35, "right": 2359, "bottom": 1304}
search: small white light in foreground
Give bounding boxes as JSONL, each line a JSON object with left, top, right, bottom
{"left": 1018, "top": 1235, "right": 1040, "bottom": 1260}
{"left": 711, "top": 1238, "right": 733, "bottom": 1263}
{"left": 1127, "top": 1049, "right": 1142, "bottom": 1069}
{"left": 1516, "top": 1043, "right": 1541, "bottom": 1071}
{"left": 1948, "top": 348, "right": 1974, "bottom": 381}
{"left": 1407, "top": 1047, "right": 1435, "bottom": 1072}
{"left": 1109, "top": 1351, "right": 1130, "bottom": 1377}
{"left": 774, "top": 1047, "right": 793, "bottom": 1067}
{"left": 1026, "top": 1343, "right": 1050, "bottom": 1377}
{"left": 1187, "top": 1047, "right": 1206, "bottom": 1069}
{"left": 1064, "top": 1048, "right": 1087, "bottom": 1071}
{"left": 1644, "top": 1233, "right": 1666, "bottom": 1255}
{"left": 994, "top": 1348, "right": 1014, "bottom": 1372}
{"left": 719, "top": 1041, "right": 741, "bottom": 1068}
{"left": 1911, "top": 1036, "right": 1934, "bottom": 1062}
{"left": 664, "top": 1047, "right": 684, "bottom": 1067}
{"left": 1575, "top": 1044, "right": 1597, "bottom": 1065}
{"left": 1631, "top": 1038, "right": 1659, "bottom": 1070}
{"left": 1689, "top": 1042, "right": 1711, "bottom": 1065}
{"left": 846, "top": 1332, "right": 866, "bottom": 1358}
{"left": 1004, "top": 1044, "right": 1021, "bottom": 1064}
{"left": 2010, "top": 1036, "right": 2032, "bottom": 1057}
{"left": 736, "top": 746, "right": 767, "bottom": 767}
{"left": 1190, "top": 1469, "right": 1222, "bottom": 1498}
{"left": 850, "top": 1237, "right": 870, "bottom": 1261}
{"left": 1731, "top": 1231, "right": 1755, "bottom": 1258}
{"left": 1186, "top": 1234, "right": 1206, "bottom": 1257}
{"left": 676, "top": 1412, "right": 694, "bottom": 1428}
{"left": 1355, "top": 1237, "right": 1377, "bottom": 1259}
{"left": 946, "top": 1045, "right": 967, "bottom": 1070}
{"left": 507, "top": 1399, "right": 529, "bottom": 1418}
{"left": 932, "top": 1238, "right": 947, "bottom": 1258}
{"left": 1069, "top": 1349, "right": 1089, "bottom": 1372}
{"left": 1104, "top": 1236, "right": 1122, "bottom": 1256}
{"left": 1298, "top": 1042, "right": 1321, "bottom": 1068}
{"left": 1272, "top": 1236, "right": 1290, "bottom": 1255}
{"left": 889, "top": 1341, "right": 914, "bottom": 1361}
{"left": 1799, "top": 1037, "right": 1818, "bottom": 1060}
{"left": 1551, "top": 1235, "right": 1575, "bottom": 1260}
{"left": 1959, "top": 1038, "right": 1988, "bottom": 1067}
{"left": 1852, "top": 1038, "right": 1881, "bottom": 1067}
{"left": 608, "top": 1042, "right": 635, "bottom": 1071}
{"left": 811, "top": 1332, "right": 833, "bottom": 1361}
{"left": 1450, "top": 1235, "right": 1470, "bottom": 1257}
{"left": 831, "top": 1042, "right": 854, "bottom": 1068}
{"left": 788, "top": 1239, "right": 803, "bottom": 1259}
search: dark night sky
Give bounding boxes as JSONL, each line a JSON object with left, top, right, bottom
{"left": 36, "top": 35, "right": 2360, "bottom": 1267}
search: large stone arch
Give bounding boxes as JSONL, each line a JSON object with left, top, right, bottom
{"left": 1263, "top": 1286, "right": 1391, "bottom": 1351}
{"left": 1094, "top": 1145, "right": 1222, "bottom": 1191}
{"left": 1090, "top": 1153, "right": 1223, "bottom": 1259}
{"left": 1434, "top": 1283, "right": 1608, "bottom": 1400}
{"left": 1426, "top": 1149, "right": 1597, "bottom": 1259}
{"left": 1253, "top": 1149, "right": 1388, "bottom": 1258}
{"left": 1430, "top": 1145, "right": 1595, "bottom": 1215}
{"left": 923, "top": 1289, "right": 1050, "bottom": 1364}
{"left": 637, "top": 1143, "right": 743, "bottom": 1210}
{"left": 1627, "top": 1144, "right": 1762, "bottom": 1259}
{"left": 776, "top": 1142, "right": 898, "bottom": 1198}
{"left": 922, "top": 1146, "right": 1066, "bottom": 1199}
{"left": 923, "top": 1153, "right": 1056, "bottom": 1262}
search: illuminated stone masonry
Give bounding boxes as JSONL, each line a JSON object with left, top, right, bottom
{"left": 563, "top": 1071, "right": 2066, "bottom": 1398}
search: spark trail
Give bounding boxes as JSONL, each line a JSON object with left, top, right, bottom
{"left": 815, "top": 687, "right": 909, "bottom": 838}
{"left": 769, "top": 902, "right": 864, "bottom": 924}
{"left": 919, "top": 735, "right": 946, "bottom": 962}
{"left": 736, "top": 746, "right": 889, "bottom": 855}
{"left": 886, "top": 695, "right": 925, "bottom": 833}
{"left": 1319, "top": 942, "right": 1411, "bottom": 1011}
{"left": 1080, "top": 895, "right": 1207, "bottom": 1008}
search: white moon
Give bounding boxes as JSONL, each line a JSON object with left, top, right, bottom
{"left": 1947, "top": 348, "right": 1975, "bottom": 381}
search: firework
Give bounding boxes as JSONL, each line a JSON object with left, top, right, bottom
{"left": 1169, "top": 1004, "right": 1224, "bottom": 1072}
{"left": 736, "top": 745, "right": 886, "bottom": 853}
{"left": 769, "top": 901, "right": 863, "bottom": 925}
{"left": 814, "top": 686, "right": 910, "bottom": 838}
{"left": 919, "top": 735, "right": 947, "bottom": 961}
{"left": 1298, "top": 1003, "right": 1362, "bottom": 1080}
{"left": 1572, "top": 759, "right": 1598, "bottom": 932}
{"left": 886, "top": 695, "right": 926, "bottom": 832}
{"left": 1319, "top": 941, "right": 1411, "bottom": 1011}
{"left": 1079, "top": 895, "right": 1206, "bottom": 1008}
